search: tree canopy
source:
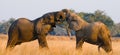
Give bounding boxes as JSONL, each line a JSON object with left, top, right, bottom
{"left": 77, "top": 10, "right": 114, "bottom": 28}
{"left": 0, "top": 18, "right": 15, "bottom": 34}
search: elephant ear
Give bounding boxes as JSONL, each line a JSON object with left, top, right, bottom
{"left": 67, "top": 13, "right": 85, "bottom": 31}
{"left": 56, "top": 11, "right": 66, "bottom": 22}
{"left": 48, "top": 14, "right": 54, "bottom": 23}
{"left": 35, "top": 19, "right": 43, "bottom": 34}
{"left": 61, "top": 9, "right": 71, "bottom": 15}
{"left": 49, "top": 14, "right": 56, "bottom": 27}
{"left": 43, "top": 14, "right": 55, "bottom": 25}
{"left": 68, "top": 20, "right": 81, "bottom": 31}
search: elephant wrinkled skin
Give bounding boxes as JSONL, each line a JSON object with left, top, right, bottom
{"left": 6, "top": 11, "right": 66, "bottom": 49}
{"left": 61, "top": 9, "right": 112, "bottom": 53}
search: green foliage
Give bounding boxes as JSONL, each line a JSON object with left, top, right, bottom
{"left": 0, "top": 18, "right": 15, "bottom": 34}
{"left": 111, "top": 23, "right": 120, "bottom": 37}
{"left": 77, "top": 10, "right": 114, "bottom": 28}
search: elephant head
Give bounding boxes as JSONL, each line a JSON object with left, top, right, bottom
{"left": 55, "top": 11, "right": 67, "bottom": 24}
{"left": 61, "top": 9, "right": 88, "bottom": 31}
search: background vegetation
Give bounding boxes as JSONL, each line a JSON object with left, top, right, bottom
{"left": 0, "top": 10, "right": 120, "bottom": 37}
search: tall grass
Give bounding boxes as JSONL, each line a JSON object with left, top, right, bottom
{"left": 0, "top": 35, "right": 120, "bottom": 55}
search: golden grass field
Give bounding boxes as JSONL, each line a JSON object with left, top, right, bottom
{"left": 0, "top": 34, "right": 120, "bottom": 55}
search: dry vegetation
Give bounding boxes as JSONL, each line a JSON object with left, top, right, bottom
{"left": 0, "top": 34, "right": 120, "bottom": 55}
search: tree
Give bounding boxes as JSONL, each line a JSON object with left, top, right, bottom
{"left": 111, "top": 23, "right": 120, "bottom": 37}
{"left": 77, "top": 10, "right": 114, "bottom": 28}
{"left": 0, "top": 18, "right": 15, "bottom": 34}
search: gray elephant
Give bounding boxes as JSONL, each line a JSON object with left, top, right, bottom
{"left": 6, "top": 11, "right": 66, "bottom": 49}
{"left": 61, "top": 9, "right": 112, "bottom": 53}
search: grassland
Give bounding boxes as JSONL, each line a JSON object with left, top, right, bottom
{"left": 0, "top": 34, "right": 120, "bottom": 55}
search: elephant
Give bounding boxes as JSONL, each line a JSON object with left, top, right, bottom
{"left": 6, "top": 11, "right": 66, "bottom": 49}
{"left": 61, "top": 9, "right": 112, "bottom": 53}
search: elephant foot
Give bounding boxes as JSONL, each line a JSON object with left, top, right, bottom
{"left": 76, "top": 49, "right": 83, "bottom": 55}
{"left": 38, "top": 47, "right": 51, "bottom": 55}
{"left": 107, "top": 51, "right": 113, "bottom": 55}
{"left": 39, "top": 46, "right": 49, "bottom": 50}
{"left": 6, "top": 47, "right": 14, "bottom": 53}
{"left": 6, "top": 45, "right": 15, "bottom": 51}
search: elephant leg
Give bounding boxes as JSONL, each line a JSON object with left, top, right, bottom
{"left": 6, "top": 32, "right": 19, "bottom": 50}
{"left": 98, "top": 45, "right": 101, "bottom": 52}
{"left": 100, "top": 35, "right": 112, "bottom": 53}
{"left": 76, "top": 37, "right": 84, "bottom": 50}
{"left": 6, "top": 36, "right": 18, "bottom": 50}
{"left": 97, "top": 38, "right": 103, "bottom": 52}
{"left": 75, "top": 30, "right": 85, "bottom": 50}
{"left": 75, "top": 37, "right": 84, "bottom": 55}
{"left": 98, "top": 43, "right": 103, "bottom": 55}
{"left": 36, "top": 24, "right": 51, "bottom": 49}
{"left": 101, "top": 45, "right": 112, "bottom": 53}
{"left": 37, "top": 34, "right": 48, "bottom": 49}
{"left": 15, "top": 42, "right": 22, "bottom": 45}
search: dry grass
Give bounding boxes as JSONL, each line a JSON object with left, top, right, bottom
{"left": 0, "top": 34, "right": 120, "bottom": 55}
